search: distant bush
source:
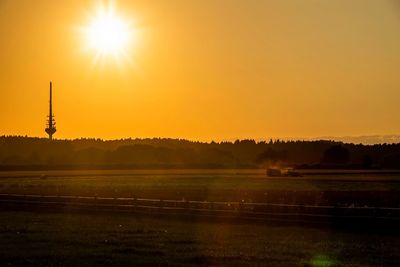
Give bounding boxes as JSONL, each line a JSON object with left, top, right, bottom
{"left": 321, "top": 145, "right": 350, "bottom": 164}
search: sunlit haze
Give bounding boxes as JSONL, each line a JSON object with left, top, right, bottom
{"left": 0, "top": 0, "right": 399, "bottom": 141}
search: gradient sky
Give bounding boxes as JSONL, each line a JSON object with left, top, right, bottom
{"left": 0, "top": 0, "right": 399, "bottom": 141}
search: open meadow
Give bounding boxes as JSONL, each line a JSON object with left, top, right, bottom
{"left": 0, "top": 210, "right": 400, "bottom": 266}
{"left": 0, "top": 169, "right": 399, "bottom": 207}
{"left": 1, "top": 169, "right": 400, "bottom": 266}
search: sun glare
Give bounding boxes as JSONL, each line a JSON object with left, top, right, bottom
{"left": 87, "top": 14, "right": 128, "bottom": 54}
{"left": 83, "top": 5, "right": 135, "bottom": 59}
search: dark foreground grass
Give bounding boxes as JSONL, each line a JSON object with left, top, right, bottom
{"left": 0, "top": 210, "right": 399, "bottom": 266}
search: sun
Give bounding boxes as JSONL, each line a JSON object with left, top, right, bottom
{"left": 83, "top": 5, "right": 135, "bottom": 58}
{"left": 87, "top": 13, "right": 129, "bottom": 55}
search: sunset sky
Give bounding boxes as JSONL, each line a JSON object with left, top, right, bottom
{"left": 0, "top": 0, "right": 399, "bottom": 141}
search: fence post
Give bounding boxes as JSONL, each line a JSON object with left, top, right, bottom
{"left": 134, "top": 197, "right": 137, "bottom": 208}
{"left": 239, "top": 200, "right": 244, "bottom": 212}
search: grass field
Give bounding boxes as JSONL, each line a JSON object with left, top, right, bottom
{"left": 0, "top": 170, "right": 399, "bottom": 206}
{"left": 0, "top": 210, "right": 399, "bottom": 266}
{"left": 0, "top": 170, "right": 400, "bottom": 266}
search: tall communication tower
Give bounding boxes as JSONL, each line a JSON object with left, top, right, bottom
{"left": 45, "top": 81, "right": 56, "bottom": 140}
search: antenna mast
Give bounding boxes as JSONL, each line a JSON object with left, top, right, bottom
{"left": 45, "top": 81, "right": 56, "bottom": 140}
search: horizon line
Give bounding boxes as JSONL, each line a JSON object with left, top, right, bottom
{"left": 1, "top": 134, "right": 400, "bottom": 145}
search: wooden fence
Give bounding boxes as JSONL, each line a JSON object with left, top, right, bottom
{"left": 0, "top": 193, "right": 399, "bottom": 223}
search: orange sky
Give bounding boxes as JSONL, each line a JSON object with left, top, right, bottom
{"left": 0, "top": 0, "right": 399, "bottom": 141}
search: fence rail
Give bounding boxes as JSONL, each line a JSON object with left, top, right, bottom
{"left": 0, "top": 193, "right": 399, "bottom": 223}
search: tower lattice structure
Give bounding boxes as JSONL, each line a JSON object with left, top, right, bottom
{"left": 45, "top": 81, "right": 56, "bottom": 140}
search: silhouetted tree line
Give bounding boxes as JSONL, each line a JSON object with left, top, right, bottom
{"left": 1, "top": 136, "right": 400, "bottom": 170}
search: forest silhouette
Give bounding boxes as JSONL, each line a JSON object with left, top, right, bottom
{"left": 1, "top": 136, "right": 400, "bottom": 170}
